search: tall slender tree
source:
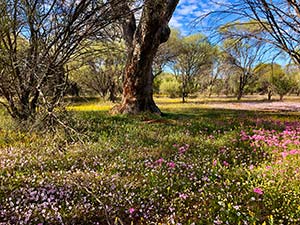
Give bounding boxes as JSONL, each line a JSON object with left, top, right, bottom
{"left": 169, "top": 33, "right": 216, "bottom": 103}
{"left": 219, "top": 22, "right": 267, "bottom": 100}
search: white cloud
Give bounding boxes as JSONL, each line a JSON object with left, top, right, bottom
{"left": 176, "top": 4, "right": 198, "bottom": 15}
{"left": 170, "top": 0, "right": 230, "bottom": 35}
{"left": 169, "top": 17, "right": 183, "bottom": 28}
{"left": 194, "top": 8, "right": 212, "bottom": 17}
{"left": 178, "top": 0, "right": 198, "bottom": 5}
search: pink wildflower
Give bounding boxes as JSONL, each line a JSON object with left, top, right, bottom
{"left": 155, "top": 158, "right": 164, "bottom": 166}
{"left": 214, "top": 220, "right": 223, "bottom": 225}
{"left": 179, "top": 193, "right": 188, "bottom": 199}
{"left": 281, "top": 152, "right": 288, "bottom": 158}
{"left": 265, "top": 166, "right": 271, "bottom": 170}
{"left": 253, "top": 187, "right": 263, "bottom": 195}
{"left": 167, "top": 161, "right": 176, "bottom": 168}
{"left": 223, "top": 161, "right": 229, "bottom": 167}
{"left": 178, "top": 144, "right": 189, "bottom": 155}
{"left": 289, "top": 149, "right": 300, "bottom": 155}
{"left": 240, "top": 130, "right": 248, "bottom": 141}
{"left": 129, "top": 208, "right": 135, "bottom": 214}
{"left": 213, "top": 159, "right": 218, "bottom": 166}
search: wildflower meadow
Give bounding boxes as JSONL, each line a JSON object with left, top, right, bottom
{"left": 1, "top": 98, "right": 300, "bottom": 224}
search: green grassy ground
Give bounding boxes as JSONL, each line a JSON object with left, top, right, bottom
{"left": 1, "top": 98, "right": 300, "bottom": 224}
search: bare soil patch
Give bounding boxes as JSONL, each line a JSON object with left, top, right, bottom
{"left": 206, "top": 101, "right": 300, "bottom": 112}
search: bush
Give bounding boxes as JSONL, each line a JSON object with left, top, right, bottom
{"left": 159, "top": 76, "right": 181, "bottom": 98}
{"left": 271, "top": 73, "right": 296, "bottom": 100}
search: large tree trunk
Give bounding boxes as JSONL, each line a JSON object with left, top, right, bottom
{"left": 111, "top": 0, "right": 179, "bottom": 115}
{"left": 117, "top": 41, "right": 162, "bottom": 114}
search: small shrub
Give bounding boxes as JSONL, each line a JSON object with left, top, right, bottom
{"left": 159, "top": 77, "right": 181, "bottom": 98}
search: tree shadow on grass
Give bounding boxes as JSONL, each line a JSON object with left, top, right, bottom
{"left": 163, "top": 105, "right": 300, "bottom": 120}
{"left": 156, "top": 97, "right": 282, "bottom": 105}
{"left": 70, "top": 107, "right": 299, "bottom": 170}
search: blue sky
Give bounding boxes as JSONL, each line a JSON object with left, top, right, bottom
{"left": 170, "top": 0, "right": 229, "bottom": 35}
{"left": 169, "top": 0, "right": 290, "bottom": 65}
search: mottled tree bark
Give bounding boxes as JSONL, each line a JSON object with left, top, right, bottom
{"left": 112, "top": 0, "right": 179, "bottom": 115}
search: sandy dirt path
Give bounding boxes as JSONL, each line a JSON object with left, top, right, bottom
{"left": 206, "top": 101, "right": 300, "bottom": 112}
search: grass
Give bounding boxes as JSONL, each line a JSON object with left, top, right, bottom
{"left": 1, "top": 97, "right": 300, "bottom": 224}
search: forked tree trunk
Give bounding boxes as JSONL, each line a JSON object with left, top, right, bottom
{"left": 111, "top": 0, "right": 179, "bottom": 115}
{"left": 118, "top": 42, "right": 162, "bottom": 114}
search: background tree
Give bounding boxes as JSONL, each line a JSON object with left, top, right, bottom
{"left": 293, "top": 73, "right": 300, "bottom": 96}
{"left": 253, "top": 63, "right": 273, "bottom": 100}
{"left": 169, "top": 33, "right": 216, "bottom": 103}
{"left": 271, "top": 69, "right": 296, "bottom": 100}
{"left": 153, "top": 29, "right": 182, "bottom": 79}
{"left": 69, "top": 41, "right": 126, "bottom": 102}
{"left": 158, "top": 73, "right": 181, "bottom": 98}
{"left": 285, "top": 63, "right": 300, "bottom": 96}
{"left": 220, "top": 22, "right": 266, "bottom": 100}
{"left": 111, "top": 0, "right": 179, "bottom": 115}
{"left": 204, "top": 49, "right": 230, "bottom": 97}
{"left": 253, "top": 63, "right": 286, "bottom": 100}
{"left": 254, "top": 62, "right": 296, "bottom": 100}
{"left": 0, "top": 0, "right": 123, "bottom": 125}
